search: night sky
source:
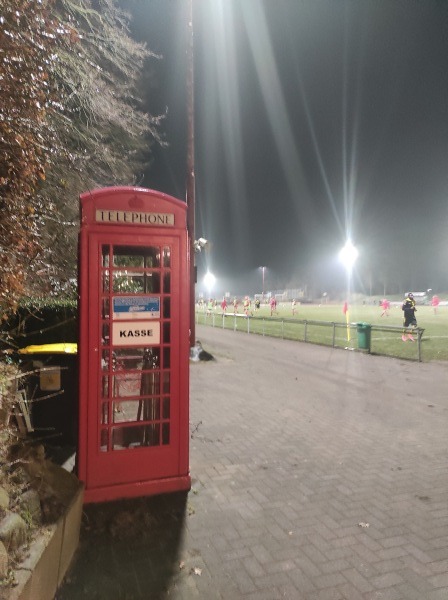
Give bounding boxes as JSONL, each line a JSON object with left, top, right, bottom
{"left": 124, "top": 0, "right": 448, "bottom": 298}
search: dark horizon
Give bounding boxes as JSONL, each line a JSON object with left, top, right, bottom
{"left": 122, "top": 0, "right": 448, "bottom": 298}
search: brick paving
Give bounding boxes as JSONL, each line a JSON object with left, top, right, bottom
{"left": 57, "top": 325, "right": 448, "bottom": 600}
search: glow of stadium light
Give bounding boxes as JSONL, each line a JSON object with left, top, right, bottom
{"left": 204, "top": 271, "right": 216, "bottom": 297}
{"left": 338, "top": 240, "right": 358, "bottom": 272}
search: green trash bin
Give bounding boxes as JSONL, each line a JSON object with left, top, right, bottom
{"left": 356, "top": 323, "right": 371, "bottom": 351}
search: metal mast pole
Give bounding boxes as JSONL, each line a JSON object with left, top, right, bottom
{"left": 186, "top": 0, "right": 195, "bottom": 346}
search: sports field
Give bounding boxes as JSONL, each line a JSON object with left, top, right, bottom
{"left": 196, "top": 302, "right": 448, "bottom": 362}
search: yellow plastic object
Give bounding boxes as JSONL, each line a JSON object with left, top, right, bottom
{"left": 19, "top": 343, "right": 78, "bottom": 355}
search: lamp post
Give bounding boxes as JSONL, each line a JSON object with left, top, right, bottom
{"left": 186, "top": 0, "right": 196, "bottom": 346}
{"left": 339, "top": 241, "right": 358, "bottom": 342}
{"left": 260, "top": 266, "right": 266, "bottom": 299}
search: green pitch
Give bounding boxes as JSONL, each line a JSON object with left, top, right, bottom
{"left": 197, "top": 302, "right": 448, "bottom": 362}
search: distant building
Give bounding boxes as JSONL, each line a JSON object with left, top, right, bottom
{"left": 408, "top": 292, "right": 428, "bottom": 305}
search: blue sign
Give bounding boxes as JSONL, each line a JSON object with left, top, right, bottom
{"left": 113, "top": 296, "right": 160, "bottom": 319}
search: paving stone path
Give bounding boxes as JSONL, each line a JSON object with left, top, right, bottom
{"left": 57, "top": 325, "right": 448, "bottom": 600}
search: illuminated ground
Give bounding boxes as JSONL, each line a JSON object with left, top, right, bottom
{"left": 197, "top": 302, "right": 448, "bottom": 362}
{"left": 57, "top": 324, "right": 448, "bottom": 599}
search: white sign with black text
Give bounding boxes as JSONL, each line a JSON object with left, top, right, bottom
{"left": 112, "top": 321, "right": 160, "bottom": 346}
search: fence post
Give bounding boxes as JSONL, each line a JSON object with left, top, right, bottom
{"left": 262, "top": 318, "right": 265, "bottom": 336}
{"left": 281, "top": 319, "right": 284, "bottom": 339}
{"left": 417, "top": 328, "right": 423, "bottom": 362}
{"left": 332, "top": 322, "right": 336, "bottom": 348}
{"left": 304, "top": 321, "right": 308, "bottom": 342}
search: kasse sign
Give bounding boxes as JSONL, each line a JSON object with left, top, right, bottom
{"left": 112, "top": 321, "right": 160, "bottom": 346}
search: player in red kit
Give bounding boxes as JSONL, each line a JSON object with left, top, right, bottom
{"left": 380, "top": 298, "right": 390, "bottom": 317}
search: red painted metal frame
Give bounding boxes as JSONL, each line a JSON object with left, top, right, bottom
{"left": 78, "top": 187, "right": 191, "bottom": 503}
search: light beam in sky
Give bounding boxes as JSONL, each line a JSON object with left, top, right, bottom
{"left": 240, "top": 1, "right": 317, "bottom": 233}
{"left": 200, "top": 1, "right": 249, "bottom": 256}
{"left": 341, "top": 2, "right": 365, "bottom": 246}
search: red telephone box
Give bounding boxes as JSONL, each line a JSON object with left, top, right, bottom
{"left": 78, "top": 186, "right": 191, "bottom": 503}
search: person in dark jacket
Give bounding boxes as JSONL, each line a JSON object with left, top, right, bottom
{"left": 402, "top": 292, "right": 417, "bottom": 341}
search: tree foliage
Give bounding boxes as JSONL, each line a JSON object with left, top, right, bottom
{"left": 1, "top": 0, "right": 162, "bottom": 311}
{"left": 0, "top": 0, "right": 66, "bottom": 313}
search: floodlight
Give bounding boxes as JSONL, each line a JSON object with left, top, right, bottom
{"left": 339, "top": 241, "right": 358, "bottom": 271}
{"left": 194, "top": 238, "right": 208, "bottom": 252}
{"left": 203, "top": 271, "right": 216, "bottom": 294}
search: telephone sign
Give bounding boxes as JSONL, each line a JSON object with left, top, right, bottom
{"left": 78, "top": 187, "right": 191, "bottom": 503}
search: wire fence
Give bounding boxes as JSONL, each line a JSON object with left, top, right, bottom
{"left": 195, "top": 311, "right": 425, "bottom": 362}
